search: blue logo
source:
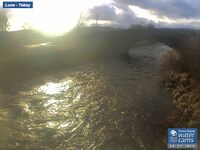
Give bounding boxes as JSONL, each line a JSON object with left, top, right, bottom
{"left": 3, "top": 1, "right": 33, "bottom": 8}
{"left": 168, "top": 128, "right": 198, "bottom": 149}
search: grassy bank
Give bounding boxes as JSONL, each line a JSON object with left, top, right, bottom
{"left": 160, "top": 35, "right": 200, "bottom": 143}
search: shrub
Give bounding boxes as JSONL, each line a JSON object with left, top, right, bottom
{"left": 161, "top": 50, "right": 182, "bottom": 82}
{"left": 160, "top": 36, "right": 200, "bottom": 142}
{"left": 180, "top": 35, "right": 200, "bottom": 79}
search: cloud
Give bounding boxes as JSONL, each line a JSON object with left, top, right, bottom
{"left": 88, "top": 0, "right": 200, "bottom": 29}
{"left": 114, "top": 0, "right": 200, "bottom": 19}
{"left": 88, "top": 5, "right": 116, "bottom": 21}
{"left": 88, "top": 4, "right": 150, "bottom": 28}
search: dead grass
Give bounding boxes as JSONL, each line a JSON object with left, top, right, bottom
{"left": 160, "top": 35, "right": 200, "bottom": 143}
{"left": 181, "top": 36, "right": 200, "bottom": 79}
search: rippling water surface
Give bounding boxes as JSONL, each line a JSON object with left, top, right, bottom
{"left": 0, "top": 44, "right": 172, "bottom": 150}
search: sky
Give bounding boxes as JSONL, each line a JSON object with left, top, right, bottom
{"left": 0, "top": 0, "right": 200, "bottom": 34}
{"left": 88, "top": 0, "right": 200, "bottom": 29}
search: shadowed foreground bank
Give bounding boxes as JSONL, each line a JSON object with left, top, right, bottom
{"left": 0, "top": 42, "right": 172, "bottom": 150}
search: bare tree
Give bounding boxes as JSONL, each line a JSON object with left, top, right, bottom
{"left": 75, "top": 13, "right": 88, "bottom": 31}
{"left": 0, "top": 11, "right": 9, "bottom": 31}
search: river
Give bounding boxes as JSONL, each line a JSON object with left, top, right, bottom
{"left": 0, "top": 43, "right": 172, "bottom": 150}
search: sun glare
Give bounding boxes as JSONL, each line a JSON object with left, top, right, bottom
{"left": 8, "top": 1, "right": 82, "bottom": 35}
{"left": 30, "top": 0, "right": 85, "bottom": 35}
{"left": 8, "top": 0, "right": 113, "bottom": 35}
{"left": 32, "top": 0, "right": 86, "bottom": 35}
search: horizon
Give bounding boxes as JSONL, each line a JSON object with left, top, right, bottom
{"left": 1, "top": 0, "right": 200, "bottom": 35}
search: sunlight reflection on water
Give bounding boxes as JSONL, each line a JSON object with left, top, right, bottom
{"left": 38, "top": 80, "right": 72, "bottom": 95}
{"left": 43, "top": 98, "right": 62, "bottom": 107}
{"left": 16, "top": 78, "right": 84, "bottom": 136}
{"left": 25, "top": 42, "right": 52, "bottom": 48}
{"left": 9, "top": 70, "right": 125, "bottom": 149}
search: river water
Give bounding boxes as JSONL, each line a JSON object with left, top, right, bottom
{"left": 0, "top": 43, "right": 172, "bottom": 150}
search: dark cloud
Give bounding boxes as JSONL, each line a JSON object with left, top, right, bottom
{"left": 88, "top": 5, "right": 116, "bottom": 21}
{"left": 114, "top": 0, "right": 200, "bottom": 19}
{"left": 88, "top": 0, "right": 200, "bottom": 28}
{"left": 88, "top": 4, "right": 149, "bottom": 28}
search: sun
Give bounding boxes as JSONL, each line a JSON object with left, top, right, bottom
{"left": 29, "top": 0, "right": 86, "bottom": 35}
{"left": 9, "top": 0, "right": 87, "bottom": 35}
{"left": 8, "top": 0, "right": 113, "bottom": 35}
